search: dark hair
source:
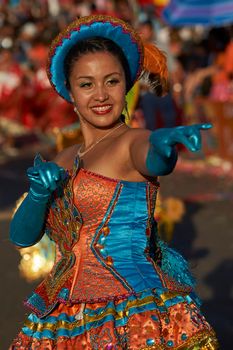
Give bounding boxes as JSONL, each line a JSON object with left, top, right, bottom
{"left": 139, "top": 19, "right": 153, "bottom": 29}
{"left": 64, "top": 36, "right": 132, "bottom": 92}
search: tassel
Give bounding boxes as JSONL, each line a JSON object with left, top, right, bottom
{"left": 141, "top": 42, "right": 169, "bottom": 96}
{"left": 75, "top": 303, "right": 85, "bottom": 320}
{"left": 157, "top": 239, "right": 196, "bottom": 289}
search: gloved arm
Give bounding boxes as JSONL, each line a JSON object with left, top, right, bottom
{"left": 145, "top": 123, "right": 212, "bottom": 176}
{"left": 10, "top": 154, "right": 67, "bottom": 247}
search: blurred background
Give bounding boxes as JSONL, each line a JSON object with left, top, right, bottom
{"left": 0, "top": 0, "right": 233, "bottom": 348}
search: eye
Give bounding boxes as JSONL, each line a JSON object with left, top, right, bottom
{"left": 79, "top": 82, "right": 92, "bottom": 88}
{"left": 107, "top": 78, "right": 120, "bottom": 86}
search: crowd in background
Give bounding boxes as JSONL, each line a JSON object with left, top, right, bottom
{"left": 0, "top": 0, "right": 233, "bottom": 152}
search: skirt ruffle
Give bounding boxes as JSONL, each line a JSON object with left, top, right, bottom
{"left": 10, "top": 290, "right": 219, "bottom": 349}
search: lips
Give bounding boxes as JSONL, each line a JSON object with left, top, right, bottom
{"left": 91, "top": 104, "right": 112, "bottom": 115}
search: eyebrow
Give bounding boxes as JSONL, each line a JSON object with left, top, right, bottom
{"left": 75, "top": 72, "right": 122, "bottom": 80}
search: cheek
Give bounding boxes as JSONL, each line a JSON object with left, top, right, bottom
{"left": 116, "top": 84, "right": 126, "bottom": 103}
{"left": 71, "top": 88, "right": 89, "bottom": 106}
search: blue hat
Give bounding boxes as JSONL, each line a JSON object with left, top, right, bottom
{"left": 47, "top": 15, "right": 144, "bottom": 103}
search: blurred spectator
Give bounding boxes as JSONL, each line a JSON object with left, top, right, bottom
{"left": 0, "top": 47, "right": 23, "bottom": 122}
{"left": 209, "top": 26, "right": 233, "bottom": 102}
{"left": 2, "top": 0, "right": 232, "bottom": 138}
{"left": 182, "top": 27, "right": 233, "bottom": 103}
{"left": 137, "top": 19, "right": 177, "bottom": 130}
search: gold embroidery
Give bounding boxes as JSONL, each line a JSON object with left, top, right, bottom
{"left": 176, "top": 330, "right": 219, "bottom": 350}
{"left": 25, "top": 291, "right": 181, "bottom": 333}
{"left": 139, "top": 330, "right": 219, "bottom": 349}
{"left": 43, "top": 170, "right": 82, "bottom": 302}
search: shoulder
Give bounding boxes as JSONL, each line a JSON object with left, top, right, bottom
{"left": 120, "top": 127, "right": 151, "bottom": 146}
{"left": 53, "top": 144, "right": 80, "bottom": 170}
{"left": 118, "top": 126, "right": 151, "bottom": 139}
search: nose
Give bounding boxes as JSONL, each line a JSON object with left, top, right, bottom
{"left": 94, "top": 85, "right": 109, "bottom": 102}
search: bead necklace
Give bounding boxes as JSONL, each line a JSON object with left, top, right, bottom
{"left": 77, "top": 123, "right": 125, "bottom": 157}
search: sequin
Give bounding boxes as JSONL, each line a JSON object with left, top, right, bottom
{"left": 181, "top": 333, "right": 188, "bottom": 340}
{"left": 146, "top": 338, "right": 155, "bottom": 346}
{"left": 100, "top": 236, "right": 106, "bottom": 244}
{"left": 100, "top": 248, "right": 108, "bottom": 256}
{"left": 167, "top": 340, "right": 174, "bottom": 347}
{"left": 151, "top": 315, "right": 158, "bottom": 321}
{"left": 95, "top": 243, "right": 104, "bottom": 250}
{"left": 106, "top": 256, "right": 114, "bottom": 266}
{"left": 102, "top": 226, "right": 110, "bottom": 236}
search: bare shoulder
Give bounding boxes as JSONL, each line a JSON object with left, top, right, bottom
{"left": 112, "top": 127, "right": 152, "bottom": 180}
{"left": 120, "top": 127, "right": 151, "bottom": 145}
{"left": 53, "top": 144, "right": 79, "bottom": 169}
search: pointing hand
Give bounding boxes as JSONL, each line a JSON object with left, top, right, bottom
{"left": 150, "top": 123, "right": 212, "bottom": 158}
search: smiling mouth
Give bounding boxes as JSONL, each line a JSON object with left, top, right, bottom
{"left": 91, "top": 105, "right": 112, "bottom": 114}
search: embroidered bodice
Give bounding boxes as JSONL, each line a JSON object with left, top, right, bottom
{"left": 25, "top": 158, "right": 193, "bottom": 318}
{"left": 70, "top": 167, "right": 161, "bottom": 302}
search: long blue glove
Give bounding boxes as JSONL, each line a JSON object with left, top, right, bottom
{"left": 146, "top": 123, "right": 212, "bottom": 176}
{"left": 10, "top": 154, "right": 67, "bottom": 247}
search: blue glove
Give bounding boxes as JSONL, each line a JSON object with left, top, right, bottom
{"left": 10, "top": 154, "right": 67, "bottom": 247}
{"left": 27, "top": 153, "right": 67, "bottom": 203}
{"left": 146, "top": 123, "right": 212, "bottom": 176}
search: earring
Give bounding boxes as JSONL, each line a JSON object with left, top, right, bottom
{"left": 74, "top": 106, "right": 81, "bottom": 119}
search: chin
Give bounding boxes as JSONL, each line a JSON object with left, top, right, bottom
{"left": 90, "top": 115, "right": 121, "bottom": 128}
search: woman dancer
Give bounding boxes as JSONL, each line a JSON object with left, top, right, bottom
{"left": 10, "top": 15, "right": 218, "bottom": 349}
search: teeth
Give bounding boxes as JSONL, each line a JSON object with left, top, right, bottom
{"left": 92, "top": 105, "right": 111, "bottom": 112}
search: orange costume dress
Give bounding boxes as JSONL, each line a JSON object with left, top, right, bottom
{"left": 11, "top": 156, "right": 218, "bottom": 349}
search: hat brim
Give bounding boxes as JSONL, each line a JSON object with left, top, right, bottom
{"left": 47, "top": 15, "right": 143, "bottom": 103}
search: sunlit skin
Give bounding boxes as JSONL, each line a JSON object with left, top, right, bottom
{"left": 69, "top": 51, "right": 127, "bottom": 148}
{"left": 52, "top": 51, "right": 212, "bottom": 182}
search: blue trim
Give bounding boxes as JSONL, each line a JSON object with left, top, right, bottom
{"left": 22, "top": 291, "right": 198, "bottom": 340}
{"left": 26, "top": 293, "right": 47, "bottom": 315}
{"left": 91, "top": 182, "right": 132, "bottom": 291}
{"left": 58, "top": 288, "right": 69, "bottom": 301}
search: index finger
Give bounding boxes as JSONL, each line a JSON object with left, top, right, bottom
{"left": 194, "top": 123, "right": 213, "bottom": 130}
{"left": 33, "top": 153, "right": 45, "bottom": 167}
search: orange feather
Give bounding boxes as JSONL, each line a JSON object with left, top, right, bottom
{"left": 143, "top": 42, "right": 169, "bottom": 94}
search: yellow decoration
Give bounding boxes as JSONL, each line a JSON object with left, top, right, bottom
{"left": 18, "top": 235, "right": 55, "bottom": 282}
{"left": 125, "top": 81, "right": 140, "bottom": 123}
{"left": 155, "top": 191, "right": 185, "bottom": 242}
{"left": 12, "top": 193, "right": 55, "bottom": 282}
{"left": 153, "top": 0, "right": 170, "bottom": 6}
{"left": 51, "top": 122, "right": 83, "bottom": 152}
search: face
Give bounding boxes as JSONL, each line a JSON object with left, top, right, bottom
{"left": 69, "top": 51, "right": 126, "bottom": 128}
{"left": 139, "top": 24, "right": 154, "bottom": 43}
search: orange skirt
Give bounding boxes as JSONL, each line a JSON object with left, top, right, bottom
{"left": 10, "top": 291, "right": 218, "bottom": 349}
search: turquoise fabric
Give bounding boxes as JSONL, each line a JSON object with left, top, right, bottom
{"left": 157, "top": 239, "right": 196, "bottom": 289}
{"left": 93, "top": 181, "right": 163, "bottom": 292}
